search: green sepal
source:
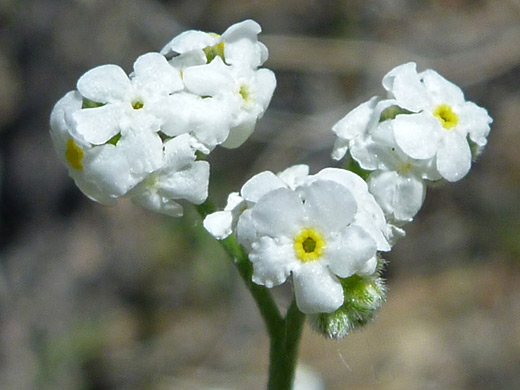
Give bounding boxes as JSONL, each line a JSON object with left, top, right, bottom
{"left": 81, "top": 97, "right": 105, "bottom": 109}
{"left": 106, "top": 133, "right": 121, "bottom": 146}
{"left": 308, "top": 259, "right": 387, "bottom": 339}
{"left": 379, "top": 105, "right": 413, "bottom": 122}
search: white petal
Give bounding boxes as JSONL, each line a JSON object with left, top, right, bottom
{"left": 131, "top": 191, "right": 184, "bottom": 217}
{"left": 436, "top": 132, "right": 472, "bottom": 182}
{"left": 249, "top": 236, "right": 295, "bottom": 288}
{"left": 75, "top": 179, "right": 118, "bottom": 206}
{"left": 83, "top": 145, "right": 134, "bottom": 197}
{"left": 222, "top": 20, "right": 262, "bottom": 41}
{"left": 252, "top": 188, "right": 305, "bottom": 237}
{"left": 241, "top": 171, "right": 286, "bottom": 203}
{"left": 301, "top": 180, "right": 357, "bottom": 232}
{"left": 236, "top": 209, "right": 257, "bottom": 251}
{"left": 221, "top": 119, "right": 256, "bottom": 149}
{"left": 157, "top": 161, "right": 210, "bottom": 204}
{"left": 420, "top": 69, "right": 465, "bottom": 105}
{"left": 158, "top": 93, "right": 200, "bottom": 137}
{"left": 382, "top": 62, "right": 429, "bottom": 111}
{"left": 331, "top": 96, "right": 379, "bottom": 140}
{"left": 331, "top": 138, "right": 349, "bottom": 161}
{"left": 118, "top": 122, "right": 164, "bottom": 177}
{"left": 132, "top": 52, "right": 183, "bottom": 95}
{"left": 392, "top": 114, "right": 439, "bottom": 159}
{"left": 293, "top": 263, "right": 344, "bottom": 314}
{"left": 163, "top": 133, "right": 197, "bottom": 171}
{"left": 460, "top": 102, "right": 492, "bottom": 147}
{"left": 190, "top": 96, "right": 234, "bottom": 148}
{"left": 326, "top": 226, "right": 377, "bottom": 278}
{"left": 277, "top": 165, "right": 310, "bottom": 189}
{"left": 182, "top": 57, "right": 234, "bottom": 96}
{"left": 160, "top": 30, "right": 216, "bottom": 56}
{"left": 368, "top": 170, "right": 425, "bottom": 222}
{"left": 251, "top": 68, "right": 276, "bottom": 113}
{"left": 72, "top": 104, "right": 122, "bottom": 145}
{"left": 204, "top": 211, "right": 234, "bottom": 240}
{"left": 50, "top": 91, "right": 84, "bottom": 154}
{"left": 313, "top": 167, "right": 369, "bottom": 196}
{"left": 77, "top": 64, "right": 131, "bottom": 103}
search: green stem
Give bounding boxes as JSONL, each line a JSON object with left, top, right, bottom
{"left": 195, "top": 202, "right": 283, "bottom": 337}
{"left": 267, "top": 300, "right": 306, "bottom": 390}
{"left": 195, "top": 201, "right": 306, "bottom": 389}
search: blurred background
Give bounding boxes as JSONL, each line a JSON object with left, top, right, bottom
{"left": 1, "top": 0, "right": 520, "bottom": 389}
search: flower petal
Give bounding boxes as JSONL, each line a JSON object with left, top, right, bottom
{"left": 301, "top": 180, "right": 357, "bottom": 232}
{"left": 392, "top": 114, "right": 439, "bottom": 159}
{"left": 132, "top": 52, "right": 183, "bottom": 95}
{"left": 160, "top": 30, "right": 216, "bottom": 56}
{"left": 204, "top": 211, "right": 234, "bottom": 240}
{"left": 277, "top": 165, "right": 310, "bottom": 189}
{"left": 436, "top": 132, "right": 472, "bottom": 182}
{"left": 252, "top": 187, "right": 305, "bottom": 237}
{"left": 326, "top": 226, "right": 377, "bottom": 278}
{"left": 77, "top": 64, "right": 131, "bottom": 103}
{"left": 72, "top": 104, "right": 122, "bottom": 145}
{"left": 249, "top": 236, "right": 295, "bottom": 288}
{"left": 382, "top": 62, "right": 429, "bottom": 112}
{"left": 182, "top": 57, "right": 234, "bottom": 97}
{"left": 420, "top": 69, "right": 465, "bottom": 106}
{"left": 368, "top": 170, "right": 425, "bottom": 222}
{"left": 460, "top": 102, "right": 492, "bottom": 147}
{"left": 241, "top": 171, "right": 286, "bottom": 203}
{"left": 331, "top": 96, "right": 379, "bottom": 140}
{"left": 157, "top": 161, "right": 210, "bottom": 204}
{"left": 132, "top": 191, "right": 184, "bottom": 217}
{"left": 293, "top": 263, "right": 344, "bottom": 314}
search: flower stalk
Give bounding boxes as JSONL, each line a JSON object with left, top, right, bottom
{"left": 196, "top": 201, "right": 305, "bottom": 389}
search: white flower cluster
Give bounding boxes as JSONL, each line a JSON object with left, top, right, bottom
{"left": 204, "top": 165, "right": 392, "bottom": 314}
{"left": 332, "top": 62, "right": 492, "bottom": 223}
{"left": 50, "top": 20, "right": 276, "bottom": 216}
{"left": 204, "top": 62, "right": 492, "bottom": 317}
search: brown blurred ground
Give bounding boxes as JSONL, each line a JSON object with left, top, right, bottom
{"left": 1, "top": 0, "right": 520, "bottom": 389}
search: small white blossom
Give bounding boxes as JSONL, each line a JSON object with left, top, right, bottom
{"left": 161, "top": 20, "right": 268, "bottom": 69}
{"left": 204, "top": 166, "right": 391, "bottom": 314}
{"left": 182, "top": 56, "right": 276, "bottom": 148}
{"left": 50, "top": 91, "right": 209, "bottom": 216}
{"left": 73, "top": 52, "right": 183, "bottom": 145}
{"left": 128, "top": 134, "right": 209, "bottom": 217}
{"left": 382, "top": 62, "right": 492, "bottom": 182}
{"left": 331, "top": 62, "right": 492, "bottom": 222}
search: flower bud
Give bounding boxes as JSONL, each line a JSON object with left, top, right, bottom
{"left": 308, "top": 261, "right": 386, "bottom": 339}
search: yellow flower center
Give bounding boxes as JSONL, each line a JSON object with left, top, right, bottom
{"left": 294, "top": 228, "right": 325, "bottom": 263}
{"left": 433, "top": 104, "right": 458, "bottom": 129}
{"left": 65, "top": 138, "right": 84, "bottom": 170}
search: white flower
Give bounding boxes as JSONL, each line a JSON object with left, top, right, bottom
{"left": 50, "top": 91, "right": 164, "bottom": 202}
{"left": 205, "top": 166, "right": 391, "bottom": 314}
{"left": 382, "top": 62, "right": 492, "bottom": 182}
{"left": 128, "top": 134, "right": 210, "bottom": 217}
{"left": 182, "top": 56, "right": 276, "bottom": 148}
{"left": 50, "top": 92, "right": 210, "bottom": 215}
{"left": 203, "top": 168, "right": 291, "bottom": 242}
{"left": 331, "top": 96, "right": 383, "bottom": 161}
{"left": 161, "top": 20, "right": 269, "bottom": 69}
{"left": 73, "top": 52, "right": 184, "bottom": 145}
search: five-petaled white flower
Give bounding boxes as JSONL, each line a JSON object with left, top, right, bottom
{"left": 383, "top": 62, "right": 492, "bottom": 182}
{"left": 205, "top": 166, "right": 391, "bottom": 314}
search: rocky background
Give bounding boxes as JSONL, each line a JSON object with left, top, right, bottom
{"left": 1, "top": 0, "right": 520, "bottom": 389}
